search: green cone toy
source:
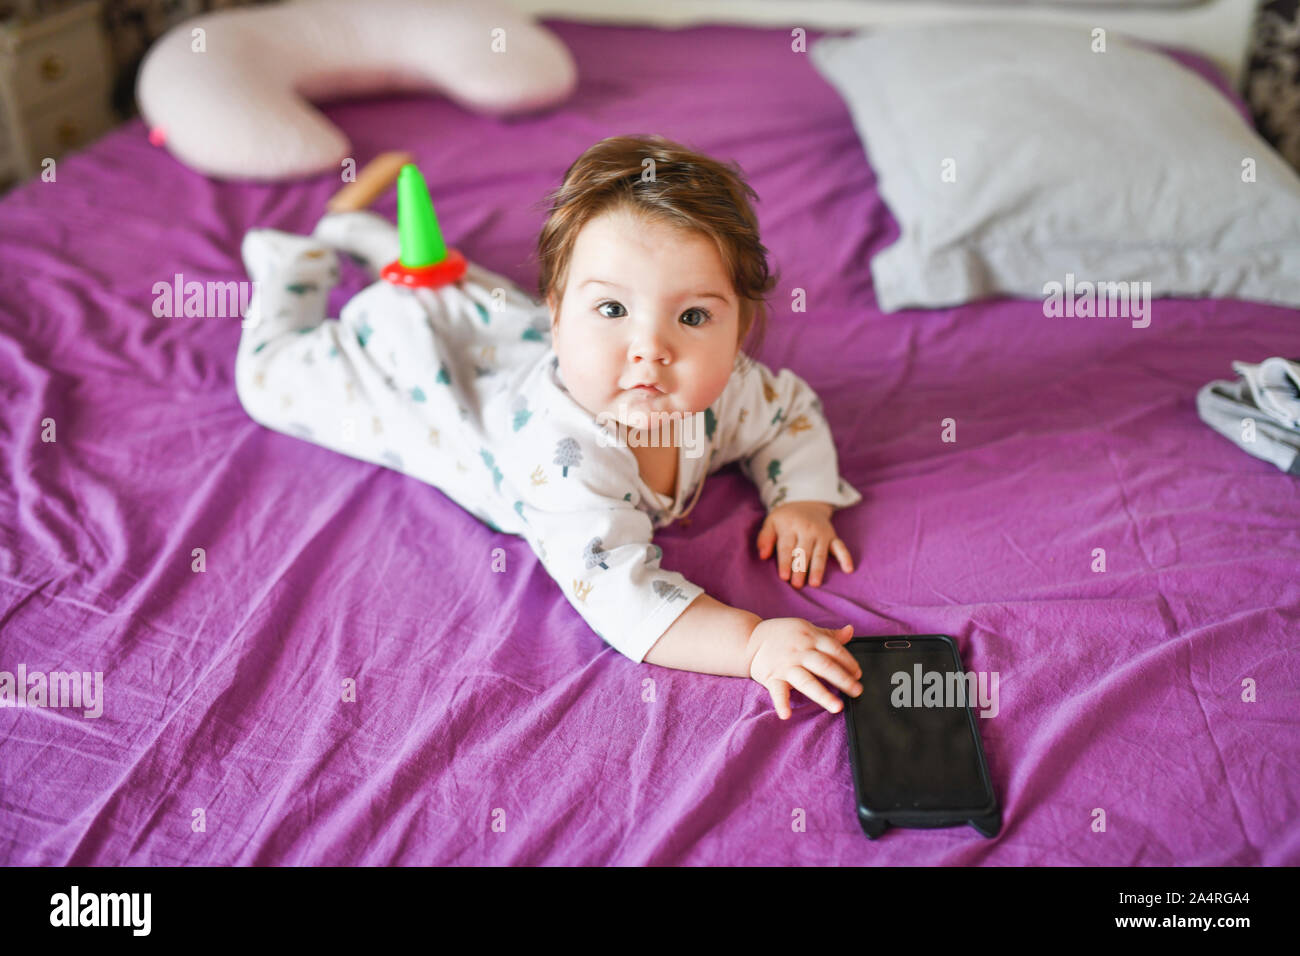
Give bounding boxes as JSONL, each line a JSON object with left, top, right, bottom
{"left": 381, "top": 163, "right": 467, "bottom": 289}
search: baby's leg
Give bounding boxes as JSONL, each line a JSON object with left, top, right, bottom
{"left": 233, "top": 222, "right": 504, "bottom": 525}
{"left": 311, "top": 210, "right": 400, "bottom": 280}
{"left": 235, "top": 228, "right": 388, "bottom": 465}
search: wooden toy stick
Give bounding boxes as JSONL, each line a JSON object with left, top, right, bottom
{"left": 326, "top": 151, "right": 414, "bottom": 213}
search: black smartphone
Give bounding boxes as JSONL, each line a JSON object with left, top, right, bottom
{"left": 841, "top": 634, "right": 1001, "bottom": 839}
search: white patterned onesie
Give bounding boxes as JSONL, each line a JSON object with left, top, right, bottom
{"left": 235, "top": 212, "right": 863, "bottom": 663}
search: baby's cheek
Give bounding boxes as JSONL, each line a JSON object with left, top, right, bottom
{"left": 688, "top": 367, "right": 732, "bottom": 408}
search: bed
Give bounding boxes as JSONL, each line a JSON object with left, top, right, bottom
{"left": 1, "top": 2, "right": 1297, "bottom": 865}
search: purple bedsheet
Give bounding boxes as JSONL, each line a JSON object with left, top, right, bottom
{"left": 1, "top": 19, "right": 1297, "bottom": 866}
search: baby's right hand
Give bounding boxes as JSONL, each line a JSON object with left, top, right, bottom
{"left": 746, "top": 619, "right": 862, "bottom": 719}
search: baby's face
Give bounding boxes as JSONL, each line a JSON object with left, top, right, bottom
{"left": 549, "top": 206, "right": 741, "bottom": 443}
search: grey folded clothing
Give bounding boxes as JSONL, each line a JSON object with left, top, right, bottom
{"left": 1196, "top": 356, "right": 1300, "bottom": 476}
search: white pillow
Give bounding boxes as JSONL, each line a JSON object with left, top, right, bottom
{"left": 137, "top": 0, "right": 576, "bottom": 182}
{"left": 810, "top": 21, "right": 1300, "bottom": 313}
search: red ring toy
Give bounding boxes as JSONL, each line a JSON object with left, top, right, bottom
{"left": 380, "top": 248, "right": 468, "bottom": 289}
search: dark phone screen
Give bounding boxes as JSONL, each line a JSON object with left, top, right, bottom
{"left": 847, "top": 640, "right": 991, "bottom": 811}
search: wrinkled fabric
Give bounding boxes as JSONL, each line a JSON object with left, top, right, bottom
{"left": 0, "top": 20, "right": 1297, "bottom": 865}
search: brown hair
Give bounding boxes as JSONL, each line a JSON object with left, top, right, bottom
{"left": 535, "top": 134, "right": 776, "bottom": 361}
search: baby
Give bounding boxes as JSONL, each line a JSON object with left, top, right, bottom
{"left": 235, "top": 134, "right": 864, "bottom": 719}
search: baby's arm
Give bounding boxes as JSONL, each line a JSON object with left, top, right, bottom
{"left": 642, "top": 593, "right": 760, "bottom": 676}
{"left": 555, "top": 507, "right": 861, "bottom": 716}
{"left": 522, "top": 426, "right": 861, "bottom": 717}
{"left": 644, "top": 594, "right": 862, "bottom": 718}
{"left": 718, "top": 359, "right": 861, "bottom": 513}
{"left": 531, "top": 503, "right": 860, "bottom": 717}
{"left": 711, "top": 358, "right": 863, "bottom": 587}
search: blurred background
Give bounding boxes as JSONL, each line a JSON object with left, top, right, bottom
{"left": 0, "top": 0, "right": 1297, "bottom": 195}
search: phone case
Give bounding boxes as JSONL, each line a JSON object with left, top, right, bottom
{"left": 841, "top": 634, "right": 1001, "bottom": 840}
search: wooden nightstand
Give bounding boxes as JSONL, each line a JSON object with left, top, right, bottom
{"left": 0, "top": 0, "right": 119, "bottom": 190}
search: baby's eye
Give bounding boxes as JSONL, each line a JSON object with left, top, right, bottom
{"left": 597, "top": 301, "right": 627, "bottom": 318}
{"left": 681, "top": 308, "right": 711, "bottom": 327}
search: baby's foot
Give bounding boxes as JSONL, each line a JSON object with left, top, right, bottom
{"left": 241, "top": 229, "right": 340, "bottom": 288}
{"left": 312, "top": 211, "right": 401, "bottom": 275}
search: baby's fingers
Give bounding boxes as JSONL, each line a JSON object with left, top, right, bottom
{"left": 764, "top": 679, "right": 792, "bottom": 720}
{"left": 830, "top": 538, "right": 855, "bottom": 574}
{"left": 778, "top": 531, "right": 798, "bottom": 583}
{"left": 789, "top": 533, "right": 811, "bottom": 587}
{"left": 804, "top": 644, "right": 863, "bottom": 698}
{"left": 756, "top": 515, "right": 777, "bottom": 560}
{"left": 818, "top": 624, "right": 861, "bottom": 679}
{"left": 809, "top": 537, "right": 829, "bottom": 587}
{"left": 788, "top": 667, "right": 845, "bottom": 715}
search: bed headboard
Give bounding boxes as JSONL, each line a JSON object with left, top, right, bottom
{"left": 501, "top": 0, "right": 1262, "bottom": 88}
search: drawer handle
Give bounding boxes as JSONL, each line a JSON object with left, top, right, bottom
{"left": 40, "top": 54, "right": 66, "bottom": 82}
{"left": 56, "top": 120, "right": 80, "bottom": 147}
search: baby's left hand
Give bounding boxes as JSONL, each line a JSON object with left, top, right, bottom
{"left": 756, "top": 501, "right": 854, "bottom": 589}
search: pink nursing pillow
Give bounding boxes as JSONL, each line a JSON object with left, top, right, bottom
{"left": 136, "top": 0, "right": 577, "bottom": 181}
